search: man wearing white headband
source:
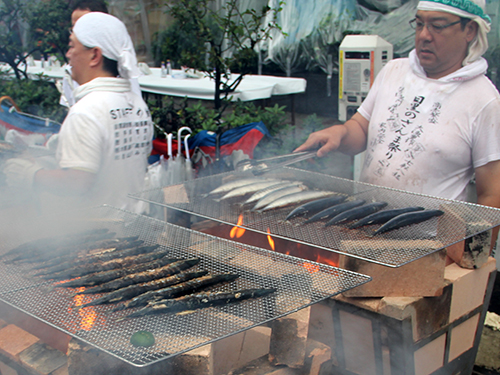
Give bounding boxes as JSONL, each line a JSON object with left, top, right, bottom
{"left": 296, "top": 0, "right": 500, "bottom": 215}
{"left": 3, "top": 12, "right": 153, "bottom": 213}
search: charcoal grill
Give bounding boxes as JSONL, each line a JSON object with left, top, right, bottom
{"left": 0, "top": 205, "right": 370, "bottom": 367}
{"left": 130, "top": 167, "right": 500, "bottom": 267}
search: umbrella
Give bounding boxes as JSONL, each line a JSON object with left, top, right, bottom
{"left": 169, "top": 127, "right": 192, "bottom": 185}
{"left": 184, "top": 134, "right": 194, "bottom": 181}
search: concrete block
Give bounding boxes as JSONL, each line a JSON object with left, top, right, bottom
{"left": 339, "top": 249, "right": 446, "bottom": 297}
{"left": 269, "top": 307, "right": 310, "bottom": 368}
{"left": 0, "top": 324, "right": 39, "bottom": 361}
{"left": 446, "top": 257, "right": 496, "bottom": 322}
{"left": 414, "top": 334, "right": 446, "bottom": 375}
{"left": 19, "top": 342, "right": 67, "bottom": 375}
{"left": 449, "top": 313, "right": 480, "bottom": 362}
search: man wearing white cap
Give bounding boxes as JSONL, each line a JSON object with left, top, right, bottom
{"left": 296, "top": 0, "right": 500, "bottom": 210}
{"left": 3, "top": 12, "right": 153, "bottom": 213}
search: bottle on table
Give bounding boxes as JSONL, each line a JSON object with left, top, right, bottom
{"left": 161, "top": 61, "right": 167, "bottom": 78}
{"left": 166, "top": 60, "right": 172, "bottom": 76}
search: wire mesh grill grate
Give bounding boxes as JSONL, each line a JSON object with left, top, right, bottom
{"left": 130, "top": 167, "right": 500, "bottom": 267}
{"left": 0, "top": 205, "right": 370, "bottom": 367}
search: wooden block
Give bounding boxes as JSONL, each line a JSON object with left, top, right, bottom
{"left": 446, "top": 257, "right": 496, "bottom": 322}
{"left": 439, "top": 203, "right": 492, "bottom": 269}
{"left": 339, "top": 310, "right": 376, "bottom": 375}
{"left": 339, "top": 249, "right": 446, "bottom": 297}
{"left": 18, "top": 342, "right": 67, "bottom": 375}
{"left": 269, "top": 307, "right": 310, "bottom": 368}
{"left": 413, "top": 334, "right": 446, "bottom": 375}
{"left": 0, "top": 324, "right": 39, "bottom": 361}
{"left": 448, "top": 313, "right": 480, "bottom": 362}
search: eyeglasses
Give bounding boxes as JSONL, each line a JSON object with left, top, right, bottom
{"left": 409, "top": 18, "right": 462, "bottom": 34}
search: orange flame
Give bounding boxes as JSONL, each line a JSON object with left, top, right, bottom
{"left": 315, "top": 254, "right": 339, "bottom": 268}
{"left": 266, "top": 228, "right": 275, "bottom": 251}
{"left": 302, "top": 261, "right": 320, "bottom": 273}
{"left": 230, "top": 214, "right": 246, "bottom": 239}
{"left": 74, "top": 287, "right": 97, "bottom": 331}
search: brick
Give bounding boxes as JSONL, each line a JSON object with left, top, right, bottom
{"left": 308, "top": 303, "right": 335, "bottom": 345}
{"left": 334, "top": 295, "right": 383, "bottom": 312}
{"left": 379, "top": 284, "right": 452, "bottom": 342}
{"left": 475, "top": 313, "right": 500, "bottom": 371}
{"left": 0, "top": 360, "right": 18, "bottom": 375}
{"left": 19, "top": 342, "right": 67, "bottom": 375}
{"left": 440, "top": 203, "right": 492, "bottom": 269}
{"left": 339, "top": 310, "right": 376, "bottom": 375}
{"left": 448, "top": 313, "right": 480, "bottom": 362}
{"left": 446, "top": 257, "right": 496, "bottom": 322}
{"left": 236, "top": 326, "right": 272, "bottom": 368}
{"left": 67, "top": 338, "right": 169, "bottom": 375}
{"left": 0, "top": 319, "right": 8, "bottom": 329}
{"left": 51, "top": 363, "right": 69, "bottom": 375}
{"left": 269, "top": 307, "right": 310, "bottom": 368}
{"left": 168, "top": 345, "right": 212, "bottom": 375}
{"left": 303, "top": 339, "right": 331, "bottom": 375}
{"left": 414, "top": 334, "right": 446, "bottom": 375}
{"left": 212, "top": 326, "right": 271, "bottom": 375}
{"left": 339, "top": 249, "right": 446, "bottom": 297}
{"left": 0, "top": 324, "right": 39, "bottom": 361}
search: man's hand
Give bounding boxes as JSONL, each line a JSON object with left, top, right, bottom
{"left": 294, "top": 124, "right": 348, "bottom": 158}
{"left": 475, "top": 160, "right": 500, "bottom": 253}
{"left": 3, "top": 158, "right": 43, "bottom": 190}
{"left": 294, "top": 112, "right": 370, "bottom": 157}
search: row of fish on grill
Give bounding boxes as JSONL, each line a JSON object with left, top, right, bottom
{"left": 1, "top": 229, "right": 275, "bottom": 321}
{"left": 207, "top": 177, "right": 445, "bottom": 235}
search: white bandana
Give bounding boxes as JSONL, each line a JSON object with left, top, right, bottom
{"left": 73, "top": 12, "right": 140, "bottom": 80}
{"left": 417, "top": 0, "right": 491, "bottom": 65}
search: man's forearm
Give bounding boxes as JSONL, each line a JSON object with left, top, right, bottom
{"left": 34, "top": 168, "right": 95, "bottom": 196}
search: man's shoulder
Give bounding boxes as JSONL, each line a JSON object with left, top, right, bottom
{"left": 461, "top": 74, "right": 500, "bottom": 103}
{"left": 379, "top": 57, "right": 411, "bottom": 75}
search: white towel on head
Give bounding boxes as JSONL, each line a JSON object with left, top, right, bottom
{"left": 72, "top": 12, "right": 140, "bottom": 80}
{"left": 417, "top": 0, "right": 491, "bottom": 65}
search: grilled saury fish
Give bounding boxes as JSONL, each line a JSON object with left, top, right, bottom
{"left": 118, "top": 288, "right": 277, "bottom": 320}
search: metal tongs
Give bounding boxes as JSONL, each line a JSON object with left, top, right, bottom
{"left": 236, "top": 150, "right": 317, "bottom": 175}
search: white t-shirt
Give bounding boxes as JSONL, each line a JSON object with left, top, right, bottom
{"left": 59, "top": 65, "right": 142, "bottom": 107}
{"left": 358, "top": 50, "right": 500, "bottom": 201}
{"left": 57, "top": 77, "right": 153, "bottom": 212}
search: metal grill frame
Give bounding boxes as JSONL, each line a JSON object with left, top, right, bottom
{"left": 130, "top": 167, "right": 500, "bottom": 267}
{"left": 0, "top": 205, "right": 370, "bottom": 367}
